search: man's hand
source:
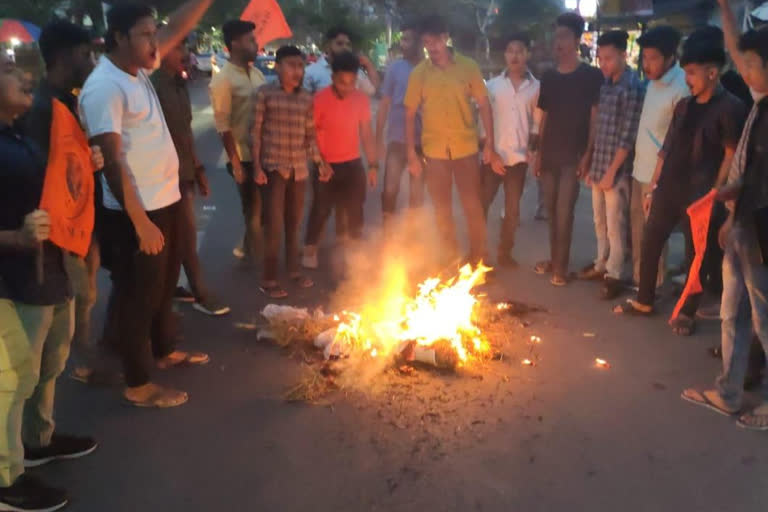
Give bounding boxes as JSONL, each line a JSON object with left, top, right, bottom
{"left": 368, "top": 168, "right": 378, "bottom": 188}
{"left": 232, "top": 162, "right": 245, "bottom": 185}
{"left": 319, "top": 161, "right": 334, "bottom": 182}
{"left": 135, "top": 218, "right": 165, "bottom": 255}
{"left": 255, "top": 169, "right": 268, "bottom": 186}
{"left": 531, "top": 151, "right": 542, "bottom": 178}
{"left": 358, "top": 55, "right": 375, "bottom": 73}
{"left": 408, "top": 151, "right": 423, "bottom": 177}
{"left": 18, "top": 209, "right": 51, "bottom": 247}
{"left": 90, "top": 145, "right": 104, "bottom": 170}
{"left": 195, "top": 168, "right": 210, "bottom": 197}
{"left": 485, "top": 147, "right": 506, "bottom": 176}
{"left": 719, "top": 215, "right": 734, "bottom": 250}
{"left": 598, "top": 171, "right": 615, "bottom": 191}
{"left": 643, "top": 193, "right": 653, "bottom": 218}
{"left": 577, "top": 156, "right": 591, "bottom": 179}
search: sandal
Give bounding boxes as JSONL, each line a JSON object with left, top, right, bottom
{"left": 534, "top": 260, "right": 553, "bottom": 275}
{"left": 260, "top": 282, "right": 288, "bottom": 299}
{"left": 612, "top": 299, "right": 653, "bottom": 316}
{"left": 600, "top": 278, "right": 623, "bottom": 300}
{"left": 124, "top": 385, "right": 189, "bottom": 408}
{"left": 550, "top": 274, "right": 567, "bottom": 287}
{"left": 290, "top": 274, "right": 314, "bottom": 289}
{"left": 70, "top": 366, "right": 124, "bottom": 386}
{"left": 681, "top": 388, "right": 739, "bottom": 417}
{"left": 670, "top": 314, "right": 696, "bottom": 336}
{"left": 578, "top": 263, "right": 606, "bottom": 281}
{"left": 737, "top": 403, "right": 768, "bottom": 431}
{"left": 157, "top": 351, "right": 210, "bottom": 369}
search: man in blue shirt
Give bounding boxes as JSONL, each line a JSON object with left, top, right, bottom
{"left": 375, "top": 21, "right": 425, "bottom": 233}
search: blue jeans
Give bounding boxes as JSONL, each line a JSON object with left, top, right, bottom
{"left": 716, "top": 223, "right": 768, "bottom": 409}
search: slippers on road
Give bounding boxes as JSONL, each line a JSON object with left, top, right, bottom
{"left": 157, "top": 351, "right": 210, "bottom": 370}
{"left": 737, "top": 403, "right": 768, "bottom": 431}
{"left": 681, "top": 388, "right": 739, "bottom": 417}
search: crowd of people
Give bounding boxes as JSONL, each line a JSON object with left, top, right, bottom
{"left": 1, "top": 0, "right": 768, "bottom": 509}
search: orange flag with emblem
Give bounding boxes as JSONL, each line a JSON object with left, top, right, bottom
{"left": 38, "top": 98, "right": 95, "bottom": 258}
{"left": 241, "top": 0, "right": 293, "bottom": 47}
{"left": 669, "top": 189, "right": 717, "bottom": 322}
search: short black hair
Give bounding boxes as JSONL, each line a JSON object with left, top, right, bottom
{"left": 739, "top": 26, "right": 768, "bottom": 63}
{"left": 637, "top": 25, "right": 681, "bottom": 59}
{"left": 276, "top": 45, "right": 303, "bottom": 63}
{"left": 325, "top": 26, "right": 353, "bottom": 42}
{"left": 504, "top": 32, "right": 531, "bottom": 50}
{"left": 597, "top": 30, "right": 629, "bottom": 51}
{"left": 681, "top": 26, "right": 726, "bottom": 68}
{"left": 331, "top": 51, "right": 359, "bottom": 74}
{"left": 556, "top": 12, "right": 585, "bottom": 40}
{"left": 222, "top": 20, "right": 256, "bottom": 51}
{"left": 418, "top": 15, "right": 449, "bottom": 37}
{"left": 39, "top": 20, "right": 91, "bottom": 69}
{"left": 105, "top": 3, "right": 155, "bottom": 52}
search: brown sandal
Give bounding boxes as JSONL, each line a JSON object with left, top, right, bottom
{"left": 290, "top": 274, "right": 314, "bottom": 289}
{"left": 124, "top": 386, "right": 189, "bottom": 408}
{"left": 157, "top": 351, "right": 210, "bottom": 369}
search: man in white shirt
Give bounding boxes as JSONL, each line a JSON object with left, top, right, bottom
{"left": 303, "top": 26, "right": 380, "bottom": 96}
{"left": 482, "top": 33, "right": 540, "bottom": 267}
{"left": 79, "top": 1, "right": 213, "bottom": 409}
{"left": 631, "top": 26, "right": 688, "bottom": 286}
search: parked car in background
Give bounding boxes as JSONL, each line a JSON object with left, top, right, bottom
{"left": 195, "top": 52, "right": 213, "bottom": 74}
{"left": 212, "top": 51, "right": 229, "bottom": 74}
{"left": 255, "top": 55, "right": 277, "bottom": 84}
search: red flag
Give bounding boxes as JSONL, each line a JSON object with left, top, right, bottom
{"left": 39, "top": 98, "right": 95, "bottom": 257}
{"left": 241, "top": 0, "right": 293, "bottom": 47}
{"left": 669, "top": 189, "right": 717, "bottom": 322}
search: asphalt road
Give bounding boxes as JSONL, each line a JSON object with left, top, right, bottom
{"left": 35, "top": 79, "right": 768, "bottom": 512}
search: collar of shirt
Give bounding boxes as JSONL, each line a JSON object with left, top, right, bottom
{"left": 223, "top": 60, "right": 257, "bottom": 78}
{"left": 604, "top": 67, "right": 633, "bottom": 88}
{"left": 37, "top": 79, "right": 78, "bottom": 114}
{"left": 658, "top": 63, "right": 683, "bottom": 86}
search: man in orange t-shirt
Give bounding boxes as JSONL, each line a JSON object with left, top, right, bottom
{"left": 303, "top": 52, "right": 377, "bottom": 268}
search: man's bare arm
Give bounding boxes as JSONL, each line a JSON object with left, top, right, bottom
{"left": 579, "top": 105, "right": 598, "bottom": 177}
{"left": 375, "top": 95, "right": 391, "bottom": 157}
{"left": 718, "top": 0, "right": 748, "bottom": 78}
{"left": 715, "top": 146, "right": 737, "bottom": 189}
{"left": 361, "top": 119, "right": 377, "bottom": 168}
{"left": 157, "top": 0, "right": 214, "bottom": 60}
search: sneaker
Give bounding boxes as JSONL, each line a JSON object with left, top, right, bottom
{"left": 0, "top": 474, "right": 67, "bottom": 512}
{"left": 302, "top": 245, "right": 318, "bottom": 269}
{"left": 24, "top": 433, "right": 97, "bottom": 468}
{"left": 173, "top": 286, "right": 195, "bottom": 303}
{"left": 192, "top": 296, "right": 231, "bottom": 316}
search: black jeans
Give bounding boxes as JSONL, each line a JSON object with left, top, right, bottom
{"left": 425, "top": 154, "right": 487, "bottom": 263}
{"left": 100, "top": 202, "right": 181, "bottom": 387}
{"left": 263, "top": 171, "right": 306, "bottom": 281}
{"left": 540, "top": 163, "right": 580, "bottom": 277}
{"left": 230, "top": 161, "right": 262, "bottom": 262}
{"left": 179, "top": 181, "right": 209, "bottom": 301}
{"left": 482, "top": 162, "right": 527, "bottom": 255}
{"left": 637, "top": 187, "right": 718, "bottom": 316}
{"left": 305, "top": 159, "right": 366, "bottom": 246}
{"left": 382, "top": 142, "right": 425, "bottom": 219}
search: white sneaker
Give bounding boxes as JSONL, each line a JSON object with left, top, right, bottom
{"left": 302, "top": 246, "right": 318, "bottom": 269}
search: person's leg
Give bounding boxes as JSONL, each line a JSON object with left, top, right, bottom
{"left": 591, "top": 185, "right": 609, "bottom": 274}
{"left": 178, "top": 181, "right": 209, "bottom": 302}
{"left": 630, "top": 178, "right": 646, "bottom": 285}
{"left": 424, "top": 158, "right": 458, "bottom": 258}
{"left": 409, "top": 148, "right": 426, "bottom": 210}
{"left": 240, "top": 162, "right": 262, "bottom": 263}
{"left": 604, "top": 176, "right": 631, "bottom": 281}
{"left": 0, "top": 300, "right": 36, "bottom": 488}
{"left": 304, "top": 171, "right": 335, "bottom": 248}
{"left": 453, "top": 154, "right": 487, "bottom": 263}
{"left": 535, "top": 176, "right": 547, "bottom": 220}
{"left": 18, "top": 301, "right": 73, "bottom": 449}
{"left": 539, "top": 168, "right": 559, "bottom": 266}
{"left": 263, "top": 171, "right": 287, "bottom": 284}
{"left": 347, "top": 160, "right": 367, "bottom": 240}
{"left": 150, "top": 203, "right": 182, "bottom": 361}
{"left": 553, "top": 165, "right": 580, "bottom": 278}
{"left": 481, "top": 164, "right": 502, "bottom": 220}
{"left": 499, "top": 163, "right": 527, "bottom": 257}
{"left": 286, "top": 175, "right": 307, "bottom": 276}
{"left": 636, "top": 191, "right": 683, "bottom": 307}
{"left": 63, "top": 253, "right": 96, "bottom": 368}
{"left": 382, "top": 142, "right": 406, "bottom": 229}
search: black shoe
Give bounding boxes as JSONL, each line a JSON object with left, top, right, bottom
{"left": 24, "top": 433, "right": 97, "bottom": 468}
{"left": 0, "top": 474, "right": 67, "bottom": 512}
{"left": 173, "top": 286, "right": 195, "bottom": 303}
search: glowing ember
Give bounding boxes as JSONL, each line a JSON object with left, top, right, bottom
{"left": 331, "top": 264, "right": 493, "bottom": 366}
{"left": 521, "top": 358, "right": 534, "bottom": 366}
{"left": 595, "top": 358, "right": 610, "bottom": 368}
{"left": 529, "top": 335, "right": 542, "bottom": 344}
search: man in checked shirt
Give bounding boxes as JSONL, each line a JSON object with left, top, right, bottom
{"left": 581, "top": 30, "right": 645, "bottom": 300}
{"left": 252, "top": 46, "right": 322, "bottom": 299}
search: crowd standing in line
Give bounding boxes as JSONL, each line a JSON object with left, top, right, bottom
{"left": 1, "top": 0, "right": 768, "bottom": 509}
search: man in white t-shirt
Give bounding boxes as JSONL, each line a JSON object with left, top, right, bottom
{"left": 79, "top": 1, "right": 213, "bottom": 409}
{"left": 303, "top": 26, "right": 380, "bottom": 96}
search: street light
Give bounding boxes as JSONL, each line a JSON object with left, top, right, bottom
{"left": 9, "top": 37, "right": 20, "bottom": 48}
{"left": 564, "top": 0, "right": 598, "bottom": 18}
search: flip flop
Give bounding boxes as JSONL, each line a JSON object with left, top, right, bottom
{"left": 550, "top": 275, "right": 567, "bottom": 287}
{"left": 534, "top": 261, "right": 553, "bottom": 275}
{"left": 737, "top": 404, "right": 768, "bottom": 431}
{"left": 124, "top": 387, "right": 189, "bottom": 408}
{"left": 290, "top": 274, "right": 314, "bottom": 289}
{"left": 260, "top": 283, "right": 288, "bottom": 299}
{"left": 69, "top": 367, "right": 124, "bottom": 386}
{"left": 681, "top": 388, "right": 739, "bottom": 417}
{"left": 612, "top": 300, "right": 653, "bottom": 316}
{"left": 157, "top": 351, "right": 210, "bottom": 369}
{"left": 670, "top": 315, "right": 696, "bottom": 336}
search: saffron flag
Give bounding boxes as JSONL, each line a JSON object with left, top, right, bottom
{"left": 241, "top": 0, "right": 293, "bottom": 47}
{"left": 39, "top": 98, "right": 95, "bottom": 258}
{"left": 669, "top": 189, "right": 717, "bottom": 322}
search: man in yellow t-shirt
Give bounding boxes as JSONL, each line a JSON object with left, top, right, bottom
{"left": 404, "top": 15, "right": 503, "bottom": 265}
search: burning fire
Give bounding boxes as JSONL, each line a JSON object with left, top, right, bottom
{"left": 332, "top": 263, "right": 492, "bottom": 365}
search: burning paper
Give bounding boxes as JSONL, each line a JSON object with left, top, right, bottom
{"left": 595, "top": 358, "right": 610, "bottom": 369}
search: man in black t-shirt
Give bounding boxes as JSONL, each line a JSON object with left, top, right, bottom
{"left": 531, "top": 12, "right": 603, "bottom": 286}
{"left": 614, "top": 30, "right": 746, "bottom": 337}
